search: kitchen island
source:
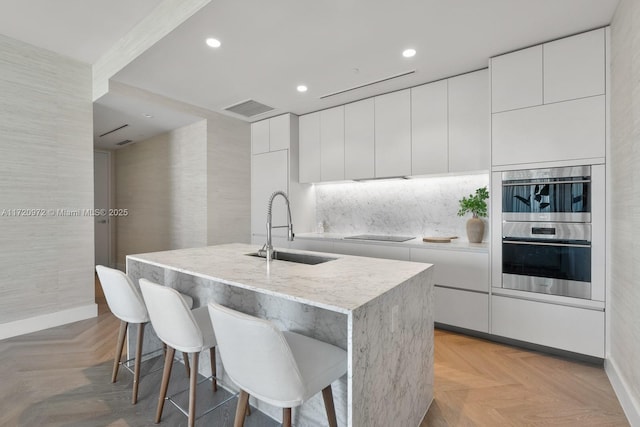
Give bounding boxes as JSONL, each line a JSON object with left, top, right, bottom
{"left": 126, "top": 243, "right": 434, "bottom": 427}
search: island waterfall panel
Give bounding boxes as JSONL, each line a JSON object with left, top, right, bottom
{"left": 126, "top": 244, "right": 434, "bottom": 427}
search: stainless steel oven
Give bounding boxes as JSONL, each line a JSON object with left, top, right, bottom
{"left": 501, "top": 166, "right": 593, "bottom": 300}
{"left": 502, "top": 222, "right": 591, "bottom": 299}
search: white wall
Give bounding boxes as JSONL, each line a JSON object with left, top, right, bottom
{"left": 0, "top": 34, "right": 96, "bottom": 338}
{"left": 608, "top": 1, "right": 640, "bottom": 424}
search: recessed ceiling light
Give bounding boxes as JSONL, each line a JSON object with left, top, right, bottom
{"left": 206, "top": 38, "right": 221, "bottom": 48}
{"left": 142, "top": 113, "right": 153, "bottom": 118}
{"left": 402, "top": 48, "right": 416, "bottom": 58}
{"left": 297, "top": 85, "right": 308, "bottom": 93}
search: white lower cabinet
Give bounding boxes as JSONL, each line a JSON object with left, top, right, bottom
{"left": 288, "top": 239, "right": 335, "bottom": 254}
{"left": 491, "top": 295, "right": 604, "bottom": 358}
{"left": 435, "top": 287, "right": 489, "bottom": 332}
{"left": 410, "top": 248, "right": 489, "bottom": 333}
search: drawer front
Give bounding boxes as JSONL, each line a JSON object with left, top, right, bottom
{"left": 491, "top": 295, "right": 604, "bottom": 357}
{"left": 435, "top": 287, "right": 489, "bottom": 333}
{"left": 410, "top": 248, "right": 489, "bottom": 292}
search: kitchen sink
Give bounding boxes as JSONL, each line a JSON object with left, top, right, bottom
{"left": 246, "top": 251, "right": 336, "bottom": 265}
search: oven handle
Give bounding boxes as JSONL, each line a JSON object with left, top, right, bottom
{"left": 503, "top": 240, "right": 591, "bottom": 248}
{"left": 502, "top": 179, "right": 590, "bottom": 186}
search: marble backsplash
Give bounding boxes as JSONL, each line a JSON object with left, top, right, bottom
{"left": 315, "top": 173, "right": 490, "bottom": 241}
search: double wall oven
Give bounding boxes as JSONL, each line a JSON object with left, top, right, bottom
{"left": 499, "top": 165, "right": 600, "bottom": 300}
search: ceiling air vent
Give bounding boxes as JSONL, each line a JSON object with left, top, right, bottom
{"left": 99, "top": 124, "right": 128, "bottom": 137}
{"left": 115, "top": 139, "right": 133, "bottom": 146}
{"left": 224, "top": 99, "right": 274, "bottom": 118}
{"left": 320, "top": 70, "right": 416, "bottom": 99}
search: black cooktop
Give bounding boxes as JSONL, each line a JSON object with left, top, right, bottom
{"left": 344, "top": 234, "right": 415, "bottom": 243}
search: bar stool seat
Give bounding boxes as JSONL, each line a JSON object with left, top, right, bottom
{"left": 140, "top": 278, "right": 219, "bottom": 427}
{"left": 95, "top": 265, "right": 194, "bottom": 404}
{"left": 207, "top": 302, "right": 347, "bottom": 427}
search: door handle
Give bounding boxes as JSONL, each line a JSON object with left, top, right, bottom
{"left": 97, "top": 219, "right": 107, "bottom": 224}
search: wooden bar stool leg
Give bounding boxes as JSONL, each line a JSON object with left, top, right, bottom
{"left": 234, "top": 390, "right": 250, "bottom": 427}
{"left": 210, "top": 347, "right": 217, "bottom": 393}
{"left": 183, "top": 352, "right": 191, "bottom": 377}
{"left": 188, "top": 352, "right": 198, "bottom": 427}
{"left": 155, "top": 346, "right": 175, "bottom": 423}
{"left": 322, "top": 385, "right": 338, "bottom": 427}
{"left": 112, "top": 321, "right": 128, "bottom": 383}
{"left": 283, "top": 407, "right": 292, "bottom": 427}
{"left": 132, "top": 322, "right": 145, "bottom": 404}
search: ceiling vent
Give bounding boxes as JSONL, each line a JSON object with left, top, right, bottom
{"left": 99, "top": 124, "right": 128, "bottom": 137}
{"left": 115, "top": 139, "right": 133, "bottom": 146}
{"left": 224, "top": 99, "right": 274, "bottom": 118}
{"left": 320, "top": 70, "right": 416, "bottom": 99}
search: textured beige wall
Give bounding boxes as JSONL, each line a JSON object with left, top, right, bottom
{"left": 206, "top": 115, "right": 251, "bottom": 245}
{"left": 0, "top": 34, "right": 94, "bottom": 323}
{"left": 610, "top": 0, "right": 640, "bottom": 417}
{"left": 115, "top": 116, "right": 250, "bottom": 268}
{"left": 115, "top": 120, "right": 208, "bottom": 268}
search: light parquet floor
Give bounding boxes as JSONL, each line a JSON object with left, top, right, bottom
{"left": 0, "top": 302, "right": 629, "bottom": 426}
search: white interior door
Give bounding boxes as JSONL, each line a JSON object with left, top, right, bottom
{"left": 94, "top": 151, "right": 110, "bottom": 266}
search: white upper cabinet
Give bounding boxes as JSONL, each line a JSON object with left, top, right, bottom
{"left": 543, "top": 28, "right": 605, "bottom": 104}
{"left": 345, "top": 98, "right": 375, "bottom": 180}
{"left": 411, "top": 80, "right": 448, "bottom": 175}
{"left": 251, "top": 150, "right": 288, "bottom": 235}
{"left": 251, "top": 119, "right": 270, "bottom": 154}
{"left": 374, "top": 89, "right": 411, "bottom": 177}
{"left": 251, "top": 114, "right": 291, "bottom": 154}
{"left": 298, "top": 112, "right": 321, "bottom": 183}
{"left": 269, "top": 114, "right": 291, "bottom": 151}
{"left": 491, "top": 45, "right": 543, "bottom": 113}
{"left": 320, "top": 106, "right": 345, "bottom": 181}
{"left": 448, "top": 69, "right": 490, "bottom": 172}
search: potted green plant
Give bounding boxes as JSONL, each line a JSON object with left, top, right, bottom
{"left": 458, "top": 186, "right": 489, "bottom": 243}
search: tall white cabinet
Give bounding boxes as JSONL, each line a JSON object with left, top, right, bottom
{"left": 251, "top": 114, "right": 315, "bottom": 241}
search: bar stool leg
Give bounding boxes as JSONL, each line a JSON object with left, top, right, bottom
{"left": 112, "top": 321, "right": 128, "bottom": 383}
{"left": 132, "top": 322, "right": 145, "bottom": 404}
{"left": 234, "top": 390, "right": 250, "bottom": 427}
{"left": 209, "top": 347, "right": 217, "bottom": 393}
{"left": 188, "top": 352, "right": 199, "bottom": 427}
{"left": 156, "top": 346, "right": 175, "bottom": 423}
{"left": 283, "top": 407, "right": 292, "bottom": 427}
{"left": 322, "top": 385, "right": 338, "bottom": 427}
{"left": 183, "top": 352, "right": 191, "bottom": 377}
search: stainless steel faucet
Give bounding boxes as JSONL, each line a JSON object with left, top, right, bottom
{"left": 259, "top": 190, "right": 294, "bottom": 261}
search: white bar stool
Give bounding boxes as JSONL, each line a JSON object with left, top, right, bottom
{"left": 95, "top": 265, "right": 194, "bottom": 404}
{"left": 207, "top": 302, "right": 348, "bottom": 427}
{"left": 139, "top": 278, "right": 222, "bottom": 427}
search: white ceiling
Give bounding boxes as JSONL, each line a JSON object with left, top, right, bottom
{"left": 0, "top": 0, "right": 621, "bottom": 149}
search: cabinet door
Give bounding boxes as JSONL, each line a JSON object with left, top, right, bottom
{"left": 435, "top": 287, "right": 489, "bottom": 332}
{"left": 411, "top": 80, "right": 448, "bottom": 175}
{"left": 320, "top": 106, "right": 345, "bottom": 181}
{"left": 374, "top": 89, "right": 411, "bottom": 177}
{"left": 251, "top": 119, "right": 270, "bottom": 154}
{"left": 543, "top": 28, "right": 605, "bottom": 104}
{"left": 410, "top": 248, "right": 489, "bottom": 292}
{"left": 448, "top": 69, "right": 490, "bottom": 172}
{"left": 299, "top": 112, "right": 321, "bottom": 183}
{"left": 492, "top": 95, "right": 605, "bottom": 166}
{"left": 251, "top": 150, "right": 288, "bottom": 236}
{"left": 269, "top": 114, "right": 291, "bottom": 151}
{"left": 491, "top": 45, "right": 543, "bottom": 113}
{"left": 345, "top": 98, "right": 375, "bottom": 180}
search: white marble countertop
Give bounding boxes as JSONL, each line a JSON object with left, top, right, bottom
{"left": 127, "top": 243, "right": 432, "bottom": 314}
{"left": 294, "top": 232, "right": 489, "bottom": 253}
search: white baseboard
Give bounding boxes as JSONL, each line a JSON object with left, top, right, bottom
{"left": 605, "top": 357, "right": 640, "bottom": 426}
{"left": 0, "top": 304, "right": 98, "bottom": 340}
